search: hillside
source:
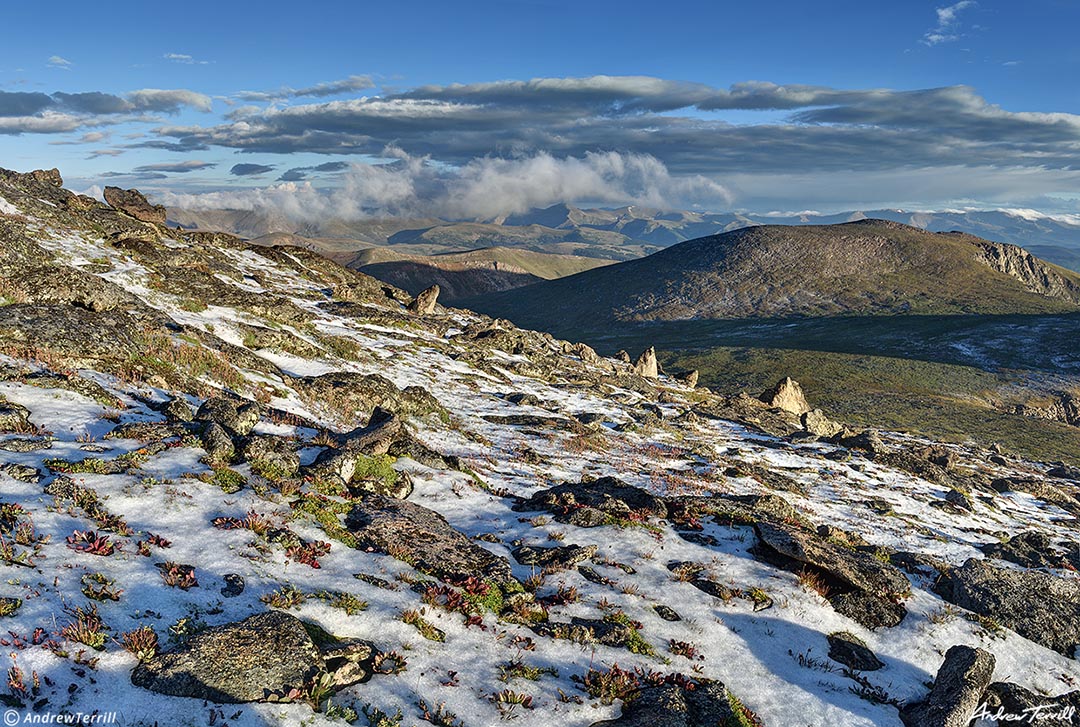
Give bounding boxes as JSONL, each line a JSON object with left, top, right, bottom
{"left": 464, "top": 220, "right": 1080, "bottom": 330}
{"left": 6, "top": 168, "right": 1080, "bottom": 726}
{"left": 168, "top": 203, "right": 1080, "bottom": 273}
{"left": 351, "top": 246, "right": 615, "bottom": 300}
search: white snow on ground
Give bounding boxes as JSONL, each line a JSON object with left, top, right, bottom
{"left": 0, "top": 200, "right": 1077, "bottom": 727}
{"left": 0, "top": 195, "right": 19, "bottom": 216}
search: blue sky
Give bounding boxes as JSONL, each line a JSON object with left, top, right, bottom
{"left": 3, "top": 0, "right": 1079, "bottom": 218}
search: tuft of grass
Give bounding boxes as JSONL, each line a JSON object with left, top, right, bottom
{"left": 401, "top": 609, "right": 445, "bottom": 642}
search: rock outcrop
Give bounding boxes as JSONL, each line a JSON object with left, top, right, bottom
{"left": 407, "top": 284, "right": 440, "bottom": 314}
{"left": 759, "top": 377, "right": 812, "bottom": 415}
{"left": 345, "top": 495, "right": 516, "bottom": 588}
{"left": 633, "top": 347, "right": 659, "bottom": 378}
{"left": 103, "top": 186, "right": 167, "bottom": 225}
{"left": 935, "top": 558, "right": 1080, "bottom": 656}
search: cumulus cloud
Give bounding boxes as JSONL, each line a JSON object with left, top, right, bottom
{"left": 922, "top": 1, "right": 977, "bottom": 45}
{"left": 0, "top": 87, "right": 213, "bottom": 135}
{"left": 157, "top": 150, "right": 730, "bottom": 221}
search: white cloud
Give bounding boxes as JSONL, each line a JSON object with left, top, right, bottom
{"left": 47, "top": 55, "right": 72, "bottom": 69}
{"left": 164, "top": 53, "right": 210, "bottom": 65}
{"left": 922, "top": 1, "right": 976, "bottom": 45}
{"left": 156, "top": 150, "right": 731, "bottom": 221}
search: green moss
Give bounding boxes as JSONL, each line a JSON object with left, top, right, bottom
{"left": 44, "top": 457, "right": 111, "bottom": 475}
{"left": 352, "top": 454, "right": 398, "bottom": 490}
{"left": 210, "top": 467, "right": 246, "bottom": 494}
{"left": 0, "top": 597, "right": 22, "bottom": 617}
{"left": 726, "top": 692, "right": 764, "bottom": 727}
{"left": 179, "top": 299, "right": 208, "bottom": 313}
{"left": 293, "top": 495, "right": 359, "bottom": 549}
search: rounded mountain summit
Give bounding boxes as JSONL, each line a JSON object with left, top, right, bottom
{"left": 461, "top": 219, "right": 1080, "bottom": 329}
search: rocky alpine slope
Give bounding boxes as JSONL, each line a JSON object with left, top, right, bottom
{"left": 0, "top": 168, "right": 1079, "bottom": 726}
{"left": 464, "top": 219, "right": 1080, "bottom": 330}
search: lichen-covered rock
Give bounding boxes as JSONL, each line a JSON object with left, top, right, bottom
{"left": 981, "top": 682, "right": 1080, "bottom": 727}
{"left": 295, "top": 372, "right": 445, "bottom": 422}
{"left": 200, "top": 422, "right": 235, "bottom": 463}
{"left": 514, "top": 477, "right": 668, "bottom": 527}
{"left": 981, "top": 530, "right": 1077, "bottom": 570}
{"left": 240, "top": 435, "right": 300, "bottom": 480}
{"left": 0, "top": 399, "right": 31, "bottom": 432}
{"left": 511, "top": 543, "right": 598, "bottom": 571}
{"left": 195, "top": 397, "right": 261, "bottom": 437}
{"left": 103, "top": 186, "right": 166, "bottom": 225}
{"left": 935, "top": 558, "right": 1080, "bottom": 656}
{"left": 802, "top": 408, "right": 843, "bottom": 437}
{"left": 590, "top": 681, "right": 739, "bottom": 727}
{"left": 131, "top": 611, "right": 323, "bottom": 703}
{"left": 345, "top": 495, "right": 516, "bottom": 587}
{"left": 754, "top": 519, "right": 910, "bottom": 629}
{"left": 900, "top": 645, "right": 995, "bottom": 727}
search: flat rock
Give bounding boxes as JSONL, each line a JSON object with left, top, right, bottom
{"left": 511, "top": 543, "right": 598, "bottom": 570}
{"left": 754, "top": 520, "right": 910, "bottom": 600}
{"left": 345, "top": 495, "right": 516, "bottom": 587}
{"left": 935, "top": 558, "right": 1080, "bottom": 656}
{"left": 514, "top": 477, "right": 667, "bottom": 527}
{"left": 131, "top": 611, "right": 324, "bottom": 703}
{"left": 591, "top": 681, "right": 738, "bottom": 727}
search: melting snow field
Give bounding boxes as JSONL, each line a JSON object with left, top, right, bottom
{"left": 0, "top": 183, "right": 1077, "bottom": 727}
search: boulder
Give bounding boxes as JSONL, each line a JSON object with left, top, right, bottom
{"left": 511, "top": 543, "right": 598, "bottom": 571}
{"left": 131, "top": 611, "right": 373, "bottom": 703}
{"left": 0, "top": 400, "right": 31, "bottom": 432}
{"left": 195, "top": 397, "right": 261, "bottom": 437}
{"left": 981, "top": 682, "right": 1080, "bottom": 727}
{"left": 900, "top": 645, "right": 995, "bottom": 727}
{"left": 345, "top": 495, "right": 516, "bottom": 587}
{"left": 935, "top": 558, "right": 1080, "bottom": 656}
{"left": 406, "top": 284, "right": 440, "bottom": 314}
{"left": 200, "top": 422, "right": 235, "bottom": 463}
{"left": 802, "top": 409, "right": 843, "bottom": 438}
{"left": 759, "top": 377, "right": 811, "bottom": 415}
{"left": 294, "top": 372, "right": 445, "bottom": 422}
{"left": 827, "top": 631, "right": 884, "bottom": 671}
{"left": 103, "top": 186, "right": 166, "bottom": 225}
{"left": 240, "top": 435, "right": 299, "bottom": 481}
{"left": 754, "top": 519, "right": 910, "bottom": 629}
{"left": 981, "top": 530, "right": 1076, "bottom": 570}
{"left": 514, "top": 477, "right": 667, "bottom": 527}
{"left": 31, "top": 168, "right": 63, "bottom": 187}
{"left": 590, "top": 681, "right": 740, "bottom": 727}
{"left": 755, "top": 520, "right": 910, "bottom": 601}
{"left": 674, "top": 370, "right": 699, "bottom": 388}
{"left": 633, "top": 347, "right": 659, "bottom": 379}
